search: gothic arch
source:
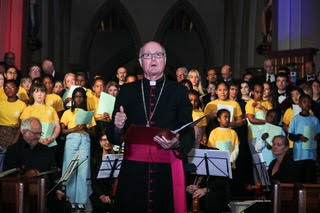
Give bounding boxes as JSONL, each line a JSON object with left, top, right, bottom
{"left": 80, "top": 0, "right": 141, "bottom": 80}
{"left": 154, "top": 0, "right": 212, "bottom": 77}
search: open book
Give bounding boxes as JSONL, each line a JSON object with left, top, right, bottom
{"left": 123, "top": 115, "right": 206, "bottom": 143}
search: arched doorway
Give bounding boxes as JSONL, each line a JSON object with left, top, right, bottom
{"left": 81, "top": 0, "right": 141, "bottom": 81}
{"left": 154, "top": 0, "right": 211, "bottom": 81}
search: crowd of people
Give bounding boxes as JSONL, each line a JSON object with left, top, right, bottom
{"left": 0, "top": 41, "right": 320, "bottom": 212}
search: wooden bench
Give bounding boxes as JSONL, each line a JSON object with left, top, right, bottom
{"left": 272, "top": 183, "right": 297, "bottom": 213}
{"left": 297, "top": 184, "right": 320, "bottom": 213}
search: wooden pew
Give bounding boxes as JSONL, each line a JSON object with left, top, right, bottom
{"left": 272, "top": 183, "right": 297, "bottom": 213}
{"left": 297, "top": 184, "right": 320, "bottom": 213}
{"left": 0, "top": 176, "right": 48, "bottom": 213}
{"left": 0, "top": 177, "right": 25, "bottom": 213}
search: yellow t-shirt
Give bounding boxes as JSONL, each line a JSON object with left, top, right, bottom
{"left": 192, "top": 109, "right": 207, "bottom": 127}
{"left": 0, "top": 86, "right": 29, "bottom": 102}
{"left": 21, "top": 104, "right": 59, "bottom": 123}
{"left": 45, "top": 93, "right": 65, "bottom": 112}
{"left": 204, "top": 99, "right": 242, "bottom": 120}
{"left": 208, "top": 127, "right": 239, "bottom": 153}
{"left": 0, "top": 99, "right": 26, "bottom": 127}
{"left": 86, "top": 89, "right": 94, "bottom": 98}
{"left": 60, "top": 108, "right": 96, "bottom": 132}
{"left": 245, "top": 99, "right": 272, "bottom": 116}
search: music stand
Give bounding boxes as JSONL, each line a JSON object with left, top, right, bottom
{"left": 252, "top": 153, "right": 271, "bottom": 190}
{"left": 97, "top": 154, "right": 123, "bottom": 179}
{"left": 187, "top": 148, "right": 232, "bottom": 179}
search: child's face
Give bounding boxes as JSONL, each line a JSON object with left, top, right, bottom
{"left": 21, "top": 79, "right": 32, "bottom": 91}
{"left": 240, "top": 83, "right": 249, "bottom": 96}
{"left": 73, "top": 91, "right": 84, "bottom": 107}
{"left": 263, "top": 83, "right": 270, "bottom": 98}
{"left": 217, "top": 111, "right": 230, "bottom": 127}
{"left": 312, "top": 81, "right": 320, "bottom": 95}
{"left": 64, "top": 75, "right": 75, "bottom": 89}
{"left": 43, "top": 77, "right": 53, "bottom": 93}
{"left": 253, "top": 85, "right": 263, "bottom": 101}
{"left": 216, "top": 84, "right": 228, "bottom": 100}
{"left": 93, "top": 80, "right": 105, "bottom": 96}
{"left": 53, "top": 82, "right": 63, "bottom": 94}
{"left": 229, "top": 85, "right": 238, "bottom": 99}
{"left": 107, "top": 85, "right": 118, "bottom": 97}
{"left": 291, "top": 90, "right": 300, "bottom": 105}
{"left": 33, "top": 89, "right": 46, "bottom": 104}
{"left": 188, "top": 94, "right": 199, "bottom": 109}
{"left": 299, "top": 97, "right": 311, "bottom": 112}
{"left": 5, "top": 67, "right": 17, "bottom": 80}
{"left": 266, "top": 111, "right": 277, "bottom": 124}
{"left": 4, "top": 82, "right": 18, "bottom": 98}
{"left": 76, "top": 75, "right": 86, "bottom": 87}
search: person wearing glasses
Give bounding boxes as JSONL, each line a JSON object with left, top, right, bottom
{"left": 110, "top": 41, "right": 194, "bottom": 213}
{"left": 0, "top": 66, "right": 29, "bottom": 103}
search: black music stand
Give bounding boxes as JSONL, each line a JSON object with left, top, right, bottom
{"left": 97, "top": 154, "right": 123, "bottom": 179}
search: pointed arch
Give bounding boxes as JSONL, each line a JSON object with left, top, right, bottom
{"left": 80, "top": 0, "right": 141, "bottom": 79}
{"left": 154, "top": 0, "right": 211, "bottom": 77}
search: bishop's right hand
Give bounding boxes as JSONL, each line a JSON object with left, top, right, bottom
{"left": 115, "top": 106, "right": 127, "bottom": 129}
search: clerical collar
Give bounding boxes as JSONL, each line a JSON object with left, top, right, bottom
{"left": 143, "top": 76, "right": 165, "bottom": 86}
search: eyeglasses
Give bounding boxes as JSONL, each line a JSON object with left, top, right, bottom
{"left": 7, "top": 71, "right": 17, "bottom": 75}
{"left": 5, "top": 86, "right": 16, "bottom": 90}
{"left": 28, "top": 130, "right": 43, "bottom": 136}
{"left": 140, "top": 52, "right": 165, "bottom": 60}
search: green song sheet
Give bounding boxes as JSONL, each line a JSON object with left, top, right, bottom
{"left": 41, "top": 121, "right": 57, "bottom": 147}
{"left": 302, "top": 126, "right": 317, "bottom": 150}
{"left": 216, "top": 141, "right": 232, "bottom": 154}
{"left": 75, "top": 109, "right": 94, "bottom": 125}
{"left": 264, "top": 123, "right": 283, "bottom": 145}
{"left": 97, "top": 92, "right": 116, "bottom": 116}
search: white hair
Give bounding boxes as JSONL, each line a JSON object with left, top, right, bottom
{"left": 20, "top": 117, "right": 41, "bottom": 132}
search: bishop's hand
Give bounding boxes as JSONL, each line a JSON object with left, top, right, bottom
{"left": 153, "top": 134, "right": 180, "bottom": 150}
{"left": 114, "top": 106, "right": 127, "bottom": 129}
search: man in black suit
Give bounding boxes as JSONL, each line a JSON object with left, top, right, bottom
{"left": 296, "top": 61, "right": 316, "bottom": 86}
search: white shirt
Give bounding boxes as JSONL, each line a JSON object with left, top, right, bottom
{"left": 266, "top": 74, "right": 275, "bottom": 82}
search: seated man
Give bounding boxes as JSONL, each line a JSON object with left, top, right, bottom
{"left": 3, "top": 117, "right": 70, "bottom": 213}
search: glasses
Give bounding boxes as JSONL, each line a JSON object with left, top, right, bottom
{"left": 5, "top": 86, "right": 16, "bottom": 90}
{"left": 140, "top": 52, "right": 165, "bottom": 60}
{"left": 28, "top": 130, "right": 43, "bottom": 136}
{"left": 7, "top": 71, "right": 17, "bottom": 75}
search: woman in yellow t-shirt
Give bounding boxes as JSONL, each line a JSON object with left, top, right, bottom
{"left": 0, "top": 80, "right": 26, "bottom": 150}
{"left": 60, "top": 87, "right": 96, "bottom": 206}
{"left": 20, "top": 81, "right": 60, "bottom": 147}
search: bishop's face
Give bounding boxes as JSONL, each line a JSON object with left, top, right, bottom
{"left": 139, "top": 42, "right": 166, "bottom": 80}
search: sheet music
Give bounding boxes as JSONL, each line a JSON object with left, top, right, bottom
{"left": 187, "top": 148, "right": 232, "bottom": 179}
{"left": 97, "top": 154, "right": 123, "bottom": 179}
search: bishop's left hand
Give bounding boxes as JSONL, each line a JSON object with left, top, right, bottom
{"left": 153, "top": 134, "right": 180, "bottom": 150}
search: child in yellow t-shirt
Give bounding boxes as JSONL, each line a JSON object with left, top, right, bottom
{"left": 60, "top": 87, "right": 95, "bottom": 206}
{"left": 188, "top": 90, "right": 207, "bottom": 148}
{"left": 208, "top": 109, "right": 239, "bottom": 163}
{"left": 20, "top": 81, "right": 60, "bottom": 147}
{"left": 246, "top": 82, "right": 272, "bottom": 141}
{"left": 204, "top": 81, "right": 244, "bottom": 129}
{"left": 20, "top": 76, "right": 32, "bottom": 95}
{"left": 43, "top": 74, "right": 64, "bottom": 117}
{"left": 0, "top": 80, "right": 27, "bottom": 150}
